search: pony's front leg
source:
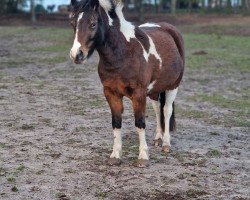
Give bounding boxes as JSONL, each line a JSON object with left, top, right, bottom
{"left": 132, "top": 91, "right": 149, "bottom": 167}
{"left": 104, "top": 87, "right": 124, "bottom": 166}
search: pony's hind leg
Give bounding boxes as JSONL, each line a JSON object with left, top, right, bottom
{"left": 162, "top": 88, "right": 178, "bottom": 153}
{"left": 152, "top": 100, "right": 163, "bottom": 146}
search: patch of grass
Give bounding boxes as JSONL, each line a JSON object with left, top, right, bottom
{"left": 74, "top": 126, "right": 88, "bottom": 133}
{"left": 35, "top": 170, "right": 45, "bottom": 175}
{"left": 0, "top": 143, "right": 6, "bottom": 148}
{"left": 21, "top": 124, "right": 35, "bottom": 130}
{"left": 176, "top": 106, "right": 211, "bottom": 119}
{"left": 7, "top": 176, "right": 15, "bottom": 182}
{"left": 35, "top": 43, "right": 71, "bottom": 53}
{"left": 123, "top": 138, "right": 139, "bottom": 156}
{"left": 184, "top": 34, "right": 250, "bottom": 73}
{"left": 42, "top": 56, "right": 68, "bottom": 65}
{"left": 186, "top": 189, "right": 208, "bottom": 198}
{"left": 0, "top": 167, "right": 7, "bottom": 176}
{"left": 0, "top": 26, "right": 31, "bottom": 37}
{"left": 95, "top": 188, "right": 108, "bottom": 200}
{"left": 186, "top": 94, "right": 250, "bottom": 127}
{"left": 89, "top": 99, "right": 105, "bottom": 108}
{"left": 188, "top": 94, "right": 250, "bottom": 111}
{"left": 0, "top": 84, "right": 8, "bottom": 89}
{"left": 16, "top": 164, "right": 25, "bottom": 172}
{"left": 209, "top": 131, "right": 220, "bottom": 136}
{"left": 11, "top": 186, "right": 18, "bottom": 192}
{"left": 15, "top": 76, "right": 27, "bottom": 83}
{"left": 172, "top": 152, "right": 185, "bottom": 163}
{"left": 206, "top": 148, "right": 221, "bottom": 157}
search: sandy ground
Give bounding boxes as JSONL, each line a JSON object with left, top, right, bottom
{"left": 0, "top": 25, "right": 249, "bottom": 200}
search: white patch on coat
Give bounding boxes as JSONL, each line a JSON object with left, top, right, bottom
{"left": 99, "top": 0, "right": 112, "bottom": 11}
{"left": 152, "top": 100, "right": 162, "bottom": 140}
{"left": 147, "top": 80, "right": 156, "bottom": 92}
{"left": 162, "top": 88, "right": 178, "bottom": 147}
{"left": 115, "top": 4, "right": 135, "bottom": 42}
{"left": 138, "top": 34, "right": 162, "bottom": 69}
{"left": 99, "top": 0, "right": 113, "bottom": 25}
{"left": 139, "top": 23, "right": 161, "bottom": 28}
{"left": 110, "top": 128, "right": 122, "bottom": 159}
{"left": 148, "top": 36, "right": 162, "bottom": 68}
{"left": 106, "top": 11, "right": 113, "bottom": 26}
{"left": 136, "top": 128, "right": 149, "bottom": 160}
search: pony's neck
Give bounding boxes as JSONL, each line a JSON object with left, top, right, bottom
{"left": 96, "top": 4, "right": 135, "bottom": 68}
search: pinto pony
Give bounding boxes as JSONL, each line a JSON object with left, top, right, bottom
{"left": 69, "top": 0, "right": 184, "bottom": 167}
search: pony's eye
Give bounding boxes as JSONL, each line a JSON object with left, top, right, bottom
{"left": 90, "top": 23, "right": 96, "bottom": 29}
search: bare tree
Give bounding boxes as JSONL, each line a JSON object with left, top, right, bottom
{"left": 171, "top": 0, "right": 176, "bottom": 16}
{"left": 135, "top": 0, "right": 144, "bottom": 22}
{"left": 31, "top": 0, "right": 36, "bottom": 23}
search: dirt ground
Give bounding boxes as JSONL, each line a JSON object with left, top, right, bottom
{"left": 0, "top": 15, "right": 249, "bottom": 200}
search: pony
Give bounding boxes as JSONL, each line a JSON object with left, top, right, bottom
{"left": 69, "top": 0, "right": 184, "bottom": 167}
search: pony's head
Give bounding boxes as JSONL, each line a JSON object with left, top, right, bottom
{"left": 69, "top": 0, "right": 105, "bottom": 64}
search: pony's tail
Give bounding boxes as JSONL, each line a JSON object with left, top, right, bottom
{"left": 170, "top": 102, "right": 176, "bottom": 132}
{"left": 159, "top": 92, "right": 166, "bottom": 132}
{"left": 159, "top": 92, "right": 176, "bottom": 132}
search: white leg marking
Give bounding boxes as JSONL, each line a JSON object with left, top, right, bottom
{"left": 139, "top": 23, "right": 161, "bottom": 28}
{"left": 152, "top": 100, "right": 162, "bottom": 140}
{"left": 137, "top": 128, "right": 149, "bottom": 160}
{"left": 110, "top": 128, "right": 122, "bottom": 159}
{"left": 162, "top": 88, "right": 178, "bottom": 147}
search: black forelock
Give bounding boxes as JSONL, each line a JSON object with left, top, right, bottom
{"left": 70, "top": 0, "right": 91, "bottom": 16}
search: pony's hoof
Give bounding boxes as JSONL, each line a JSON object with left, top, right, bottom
{"left": 162, "top": 145, "right": 171, "bottom": 153}
{"left": 154, "top": 138, "right": 162, "bottom": 147}
{"left": 137, "top": 159, "right": 150, "bottom": 168}
{"left": 108, "top": 158, "right": 121, "bottom": 166}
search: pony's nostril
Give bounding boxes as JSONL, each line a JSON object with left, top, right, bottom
{"left": 76, "top": 50, "right": 84, "bottom": 60}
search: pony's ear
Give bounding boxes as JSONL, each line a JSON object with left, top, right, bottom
{"left": 71, "top": 0, "right": 77, "bottom": 6}
{"left": 90, "top": 0, "right": 99, "bottom": 11}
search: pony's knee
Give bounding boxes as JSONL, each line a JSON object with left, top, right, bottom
{"left": 112, "top": 116, "right": 122, "bottom": 129}
{"left": 135, "top": 116, "right": 146, "bottom": 129}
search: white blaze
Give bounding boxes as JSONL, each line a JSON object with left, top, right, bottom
{"left": 70, "top": 12, "right": 84, "bottom": 59}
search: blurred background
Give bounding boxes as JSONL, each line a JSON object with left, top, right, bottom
{"left": 0, "top": 0, "right": 250, "bottom": 24}
{"left": 0, "top": 1, "right": 249, "bottom": 199}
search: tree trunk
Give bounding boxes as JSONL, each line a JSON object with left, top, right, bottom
{"left": 188, "top": 0, "right": 192, "bottom": 12}
{"left": 227, "top": 0, "right": 232, "bottom": 8}
{"left": 171, "top": 0, "right": 176, "bottom": 16}
{"left": 31, "top": 0, "right": 36, "bottom": 23}
{"left": 137, "top": 0, "right": 144, "bottom": 22}
{"left": 201, "top": 0, "right": 205, "bottom": 9}
{"left": 159, "top": 0, "right": 164, "bottom": 12}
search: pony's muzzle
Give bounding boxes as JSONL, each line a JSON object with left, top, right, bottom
{"left": 70, "top": 49, "right": 86, "bottom": 64}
